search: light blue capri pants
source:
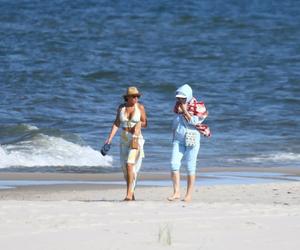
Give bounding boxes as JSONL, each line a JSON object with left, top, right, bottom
{"left": 171, "top": 137, "right": 200, "bottom": 175}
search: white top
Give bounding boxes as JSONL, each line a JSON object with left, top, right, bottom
{"left": 120, "top": 104, "right": 141, "bottom": 128}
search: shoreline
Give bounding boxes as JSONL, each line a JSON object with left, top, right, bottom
{"left": 1, "top": 166, "right": 300, "bottom": 181}
{"left": 0, "top": 166, "right": 300, "bottom": 202}
{"left": 0, "top": 167, "right": 300, "bottom": 193}
{"left": 1, "top": 179, "right": 300, "bottom": 204}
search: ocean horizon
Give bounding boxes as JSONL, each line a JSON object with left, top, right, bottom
{"left": 1, "top": 0, "right": 300, "bottom": 173}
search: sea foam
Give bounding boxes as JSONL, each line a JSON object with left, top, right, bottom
{"left": 245, "top": 152, "right": 300, "bottom": 163}
{"left": 0, "top": 133, "right": 112, "bottom": 168}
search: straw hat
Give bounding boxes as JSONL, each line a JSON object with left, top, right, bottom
{"left": 123, "top": 86, "right": 141, "bottom": 97}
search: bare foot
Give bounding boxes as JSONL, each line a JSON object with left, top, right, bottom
{"left": 123, "top": 197, "right": 133, "bottom": 201}
{"left": 183, "top": 196, "right": 192, "bottom": 202}
{"left": 123, "top": 192, "right": 135, "bottom": 201}
{"left": 167, "top": 194, "right": 180, "bottom": 201}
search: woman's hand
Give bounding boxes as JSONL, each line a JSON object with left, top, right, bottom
{"left": 133, "top": 121, "right": 142, "bottom": 136}
{"left": 176, "top": 103, "right": 184, "bottom": 114}
{"left": 105, "top": 138, "right": 112, "bottom": 144}
{"left": 179, "top": 103, "right": 188, "bottom": 113}
{"left": 180, "top": 103, "right": 192, "bottom": 121}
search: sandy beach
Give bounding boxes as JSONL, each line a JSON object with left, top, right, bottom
{"left": 2, "top": 0, "right": 300, "bottom": 248}
{"left": 0, "top": 168, "right": 300, "bottom": 249}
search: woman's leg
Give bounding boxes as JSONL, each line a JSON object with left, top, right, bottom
{"left": 183, "top": 175, "right": 195, "bottom": 202}
{"left": 168, "top": 171, "right": 181, "bottom": 201}
{"left": 120, "top": 135, "right": 135, "bottom": 201}
{"left": 168, "top": 141, "right": 184, "bottom": 201}
{"left": 184, "top": 141, "right": 200, "bottom": 202}
{"left": 124, "top": 136, "right": 144, "bottom": 201}
{"left": 124, "top": 163, "right": 135, "bottom": 200}
{"left": 120, "top": 140, "right": 130, "bottom": 200}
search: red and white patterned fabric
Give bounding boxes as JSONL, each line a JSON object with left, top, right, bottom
{"left": 174, "top": 97, "right": 211, "bottom": 137}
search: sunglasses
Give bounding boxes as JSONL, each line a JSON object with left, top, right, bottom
{"left": 128, "top": 95, "right": 140, "bottom": 99}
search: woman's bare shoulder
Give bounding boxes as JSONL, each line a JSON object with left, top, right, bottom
{"left": 117, "top": 103, "right": 126, "bottom": 111}
{"left": 137, "top": 103, "right": 145, "bottom": 110}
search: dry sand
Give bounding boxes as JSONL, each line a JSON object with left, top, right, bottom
{"left": 0, "top": 168, "right": 300, "bottom": 249}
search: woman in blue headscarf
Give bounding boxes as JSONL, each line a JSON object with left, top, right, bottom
{"left": 168, "top": 84, "right": 209, "bottom": 202}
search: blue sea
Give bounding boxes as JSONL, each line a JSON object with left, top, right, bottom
{"left": 1, "top": 0, "right": 300, "bottom": 173}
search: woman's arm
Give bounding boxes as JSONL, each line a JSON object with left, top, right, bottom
{"left": 132, "top": 104, "right": 147, "bottom": 136}
{"left": 105, "top": 106, "right": 121, "bottom": 144}
{"left": 180, "top": 103, "right": 205, "bottom": 125}
{"left": 139, "top": 104, "right": 147, "bottom": 128}
{"left": 180, "top": 103, "right": 192, "bottom": 121}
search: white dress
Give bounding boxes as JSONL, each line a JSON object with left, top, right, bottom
{"left": 119, "top": 103, "right": 145, "bottom": 191}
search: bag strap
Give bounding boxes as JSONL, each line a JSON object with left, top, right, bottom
{"left": 181, "top": 114, "right": 199, "bottom": 134}
{"left": 181, "top": 115, "right": 192, "bottom": 131}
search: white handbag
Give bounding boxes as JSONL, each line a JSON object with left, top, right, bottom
{"left": 182, "top": 118, "right": 198, "bottom": 147}
{"left": 185, "top": 129, "right": 198, "bottom": 147}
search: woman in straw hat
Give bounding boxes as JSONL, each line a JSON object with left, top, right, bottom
{"left": 105, "top": 86, "right": 147, "bottom": 201}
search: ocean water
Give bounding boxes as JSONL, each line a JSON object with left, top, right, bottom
{"left": 1, "top": 0, "right": 300, "bottom": 172}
